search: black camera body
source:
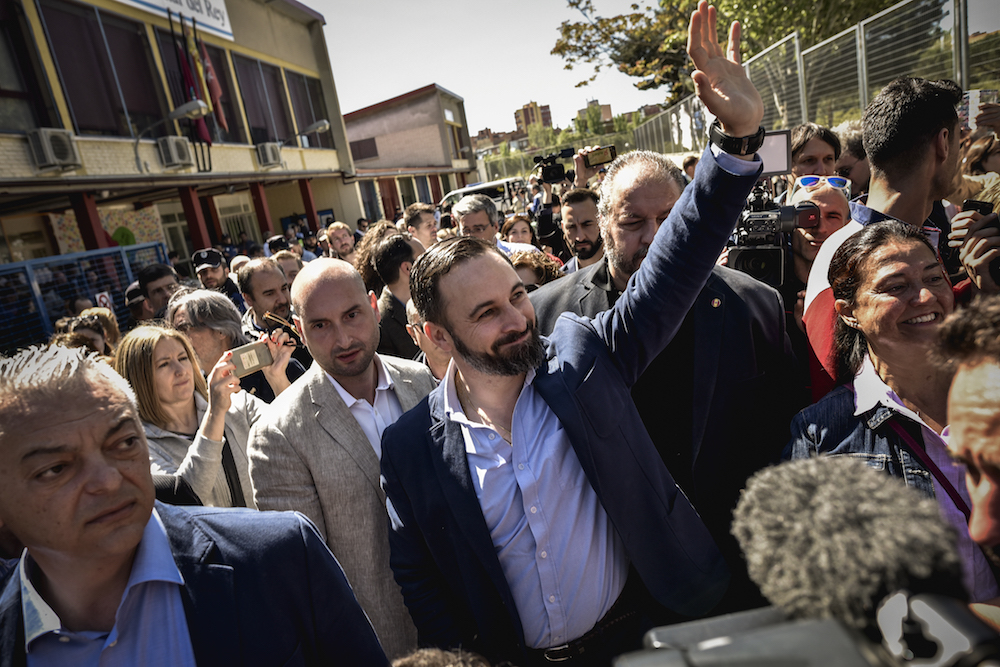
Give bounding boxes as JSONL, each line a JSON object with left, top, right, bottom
{"left": 534, "top": 148, "right": 575, "bottom": 184}
{"left": 728, "top": 181, "right": 819, "bottom": 288}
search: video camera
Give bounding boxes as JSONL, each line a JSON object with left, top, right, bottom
{"left": 728, "top": 181, "right": 819, "bottom": 288}
{"left": 534, "top": 148, "right": 575, "bottom": 184}
{"left": 615, "top": 593, "right": 1000, "bottom": 666}
{"left": 726, "top": 129, "right": 820, "bottom": 288}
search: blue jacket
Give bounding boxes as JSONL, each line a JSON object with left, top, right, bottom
{"left": 784, "top": 385, "right": 936, "bottom": 498}
{"left": 0, "top": 503, "right": 389, "bottom": 667}
{"left": 381, "top": 145, "right": 761, "bottom": 664}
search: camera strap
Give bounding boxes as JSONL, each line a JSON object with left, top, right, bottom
{"left": 887, "top": 418, "right": 969, "bottom": 521}
{"left": 221, "top": 434, "right": 247, "bottom": 508}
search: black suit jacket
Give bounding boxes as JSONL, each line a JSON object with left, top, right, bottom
{"left": 0, "top": 504, "right": 389, "bottom": 667}
{"left": 377, "top": 287, "right": 419, "bottom": 360}
{"left": 531, "top": 259, "right": 804, "bottom": 611}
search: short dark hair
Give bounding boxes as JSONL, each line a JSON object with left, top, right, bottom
{"left": 410, "top": 236, "right": 510, "bottom": 327}
{"left": 829, "top": 220, "right": 936, "bottom": 382}
{"left": 682, "top": 155, "right": 699, "bottom": 170}
{"left": 137, "top": 263, "right": 178, "bottom": 297}
{"left": 404, "top": 203, "right": 436, "bottom": 229}
{"left": 373, "top": 235, "right": 416, "bottom": 286}
{"left": 500, "top": 215, "right": 539, "bottom": 248}
{"left": 237, "top": 258, "right": 284, "bottom": 298}
{"left": 561, "top": 187, "right": 599, "bottom": 208}
{"left": 863, "top": 77, "right": 962, "bottom": 178}
{"left": 937, "top": 295, "right": 1000, "bottom": 368}
{"left": 791, "top": 122, "right": 841, "bottom": 162}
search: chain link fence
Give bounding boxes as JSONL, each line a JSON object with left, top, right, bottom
{"left": 0, "top": 242, "right": 167, "bottom": 355}
{"left": 634, "top": 0, "right": 999, "bottom": 149}
{"left": 480, "top": 131, "right": 634, "bottom": 181}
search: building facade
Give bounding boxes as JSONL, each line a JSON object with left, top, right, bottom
{"left": 344, "top": 84, "right": 475, "bottom": 216}
{"left": 513, "top": 101, "right": 551, "bottom": 134}
{"left": 0, "top": 0, "right": 364, "bottom": 269}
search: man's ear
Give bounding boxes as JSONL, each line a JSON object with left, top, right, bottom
{"left": 935, "top": 127, "right": 952, "bottom": 162}
{"left": 401, "top": 261, "right": 413, "bottom": 279}
{"left": 369, "top": 291, "right": 381, "bottom": 324}
{"left": 834, "top": 298, "right": 858, "bottom": 329}
{"left": 292, "top": 313, "right": 305, "bottom": 339}
{"left": 424, "top": 321, "right": 453, "bottom": 353}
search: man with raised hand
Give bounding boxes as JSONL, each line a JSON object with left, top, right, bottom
{"left": 380, "top": 4, "right": 765, "bottom": 665}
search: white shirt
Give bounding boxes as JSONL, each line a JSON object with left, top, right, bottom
{"left": 326, "top": 354, "right": 403, "bottom": 458}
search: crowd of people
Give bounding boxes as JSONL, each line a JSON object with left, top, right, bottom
{"left": 3, "top": 2, "right": 1000, "bottom": 665}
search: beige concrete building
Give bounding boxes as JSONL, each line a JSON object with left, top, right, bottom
{"left": 344, "top": 84, "right": 475, "bottom": 216}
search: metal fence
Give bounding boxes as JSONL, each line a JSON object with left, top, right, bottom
{"left": 0, "top": 242, "right": 167, "bottom": 355}
{"left": 480, "top": 131, "right": 634, "bottom": 181}
{"left": 634, "top": 0, "right": 1000, "bottom": 151}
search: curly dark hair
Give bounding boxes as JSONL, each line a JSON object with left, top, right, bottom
{"left": 937, "top": 294, "right": 1000, "bottom": 368}
{"left": 509, "top": 250, "right": 562, "bottom": 286}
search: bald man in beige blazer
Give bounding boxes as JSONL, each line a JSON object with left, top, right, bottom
{"left": 248, "top": 259, "right": 435, "bottom": 659}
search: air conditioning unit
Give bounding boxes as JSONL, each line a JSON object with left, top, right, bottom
{"left": 256, "top": 142, "right": 282, "bottom": 168}
{"left": 157, "top": 136, "right": 195, "bottom": 169}
{"left": 27, "top": 128, "right": 82, "bottom": 171}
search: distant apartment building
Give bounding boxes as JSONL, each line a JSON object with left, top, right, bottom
{"left": 0, "top": 0, "right": 364, "bottom": 267}
{"left": 576, "top": 100, "right": 613, "bottom": 134}
{"left": 514, "top": 102, "right": 552, "bottom": 134}
{"left": 344, "top": 84, "right": 475, "bottom": 216}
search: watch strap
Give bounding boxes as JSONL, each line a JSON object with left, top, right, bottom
{"left": 709, "top": 120, "right": 765, "bottom": 155}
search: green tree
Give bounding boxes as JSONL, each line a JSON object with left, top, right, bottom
{"left": 586, "top": 103, "right": 606, "bottom": 136}
{"left": 552, "top": 0, "right": 899, "bottom": 102}
{"left": 498, "top": 141, "right": 510, "bottom": 157}
{"left": 527, "top": 122, "right": 558, "bottom": 150}
{"left": 613, "top": 113, "right": 631, "bottom": 133}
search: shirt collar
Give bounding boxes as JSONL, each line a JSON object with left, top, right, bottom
{"left": 22, "top": 508, "right": 183, "bottom": 648}
{"left": 853, "top": 356, "right": 925, "bottom": 427}
{"left": 849, "top": 195, "right": 897, "bottom": 227}
{"left": 325, "top": 353, "right": 393, "bottom": 407}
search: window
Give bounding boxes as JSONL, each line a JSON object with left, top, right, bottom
{"left": 155, "top": 30, "right": 245, "bottom": 144}
{"left": 350, "top": 137, "right": 377, "bottom": 161}
{"left": 358, "top": 180, "right": 380, "bottom": 221}
{"left": 38, "top": 0, "right": 166, "bottom": 137}
{"left": 285, "top": 71, "right": 333, "bottom": 149}
{"left": 232, "top": 54, "right": 291, "bottom": 144}
{"left": 0, "top": 0, "right": 53, "bottom": 132}
{"left": 415, "top": 176, "right": 430, "bottom": 204}
{"left": 398, "top": 177, "right": 416, "bottom": 208}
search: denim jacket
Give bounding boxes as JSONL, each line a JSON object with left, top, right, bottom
{"left": 783, "top": 385, "right": 936, "bottom": 499}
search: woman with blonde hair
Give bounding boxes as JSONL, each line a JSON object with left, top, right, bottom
{"left": 80, "top": 306, "right": 121, "bottom": 351}
{"left": 114, "top": 324, "right": 263, "bottom": 507}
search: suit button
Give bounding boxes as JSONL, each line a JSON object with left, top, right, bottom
{"left": 530, "top": 506, "right": 537, "bottom": 514}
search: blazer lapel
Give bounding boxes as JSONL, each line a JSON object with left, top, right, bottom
{"left": 307, "top": 368, "right": 383, "bottom": 496}
{"left": 426, "top": 391, "right": 522, "bottom": 635}
{"left": 158, "top": 504, "right": 240, "bottom": 666}
{"left": 691, "top": 275, "right": 725, "bottom": 465}
{"left": 383, "top": 357, "right": 426, "bottom": 412}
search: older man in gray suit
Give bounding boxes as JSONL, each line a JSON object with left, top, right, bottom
{"left": 248, "top": 258, "right": 436, "bottom": 659}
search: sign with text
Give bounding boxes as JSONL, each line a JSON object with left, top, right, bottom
{"left": 113, "top": 0, "right": 233, "bottom": 40}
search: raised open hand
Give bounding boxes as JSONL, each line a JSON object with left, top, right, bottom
{"left": 686, "top": 1, "right": 763, "bottom": 137}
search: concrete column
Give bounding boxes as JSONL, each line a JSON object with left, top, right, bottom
{"left": 203, "top": 195, "right": 224, "bottom": 240}
{"left": 298, "top": 178, "right": 319, "bottom": 232}
{"left": 71, "top": 192, "right": 110, "bottom": 249}
{"left": 178, "top": 186, "right": 212, "bottom": 251}
{"left": 250, "top": 182, "right": 273, "bottom": 238}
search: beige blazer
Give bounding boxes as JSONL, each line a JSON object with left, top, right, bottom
{"left": 247, "top": 356, "right": 435, "bottom": 660}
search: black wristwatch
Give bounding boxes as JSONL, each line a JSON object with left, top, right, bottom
{"left": 708, "top": 119, "right": 765, "bottom": 155}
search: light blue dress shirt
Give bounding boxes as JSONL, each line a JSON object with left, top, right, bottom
{"left": 23, "top": 509, "right": 196, "bottom": 667}
{"left": 444, "top": 362, "right": 628, "bottom": 649}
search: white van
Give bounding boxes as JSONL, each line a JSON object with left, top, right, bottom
{"left": 438, "top": 177, "right": 527, "bottom": 214}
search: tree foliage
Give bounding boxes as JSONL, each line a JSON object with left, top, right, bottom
{"left": 527, "top": 122, "right": 559, "bottom": 150}
{"left": 552, "top": 0, "right": 899, "bottom": 103}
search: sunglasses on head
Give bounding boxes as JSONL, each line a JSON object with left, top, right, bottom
{"left": 792, "top": 175, "right": 851, "bottom": 198}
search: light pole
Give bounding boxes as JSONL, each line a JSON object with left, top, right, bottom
{"left": 133, "top": 100, "right": 210, "bottom": 173}
{"left": 282, "top": 119, "right": 331, "bottom": 147}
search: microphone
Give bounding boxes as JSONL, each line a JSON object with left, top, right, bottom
{"left": 731, "top": 457, "right": 967, "bottom": 631}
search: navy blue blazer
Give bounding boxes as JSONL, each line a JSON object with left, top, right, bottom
{"left": 0, "top": 503, "right": 389, "bottom": 667}
{"left": 380, "top": 146, "right": 762, "bottom": 664}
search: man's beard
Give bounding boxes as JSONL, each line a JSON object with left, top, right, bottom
{"left": 449, "top": 323, "right": 546, "bottom": 376}
{"left": 573, "top": 234, "right": 603, "bottom": 261}
{"left": 603, "top": 230, "right": 647, "bottom": 280}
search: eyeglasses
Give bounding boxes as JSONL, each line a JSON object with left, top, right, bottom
{"left": 792, "top": 175, "right": 851, "bottom": 198}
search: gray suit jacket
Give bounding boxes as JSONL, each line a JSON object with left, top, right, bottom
{"left": 247, "top": 357, "right": 436, "bottom": 660}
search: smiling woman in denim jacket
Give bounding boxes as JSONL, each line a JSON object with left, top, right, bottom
{"left": 785, "top": 220, "right": 998, "bottom": 604}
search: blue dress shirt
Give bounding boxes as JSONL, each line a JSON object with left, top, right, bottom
{"left": 23, "top": 509, "right": 196, "bottom": 667}
{"left": 444, "top": 362, "right": 628, "bottom": 648}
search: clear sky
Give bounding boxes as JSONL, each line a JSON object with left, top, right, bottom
{"left": 315, "top": 0, "right": 672, "bottom": 134}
